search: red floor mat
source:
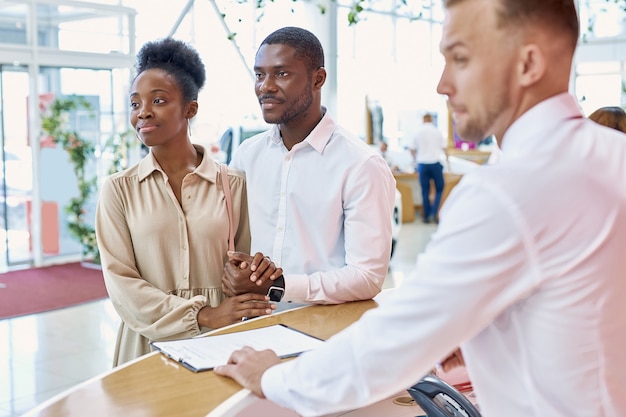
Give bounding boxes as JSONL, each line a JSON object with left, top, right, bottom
{"left": 0, "top": 262, "right": 108, "bottom": 319}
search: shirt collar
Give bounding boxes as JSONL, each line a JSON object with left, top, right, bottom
{"left": 137, "top": 144, "right": 218, "bottom": 183}
{"left": 500, "top": 93, "right": 583, "bottom": 158}
{"left": 267, "top": 108, "right": 337, "bottom": 153}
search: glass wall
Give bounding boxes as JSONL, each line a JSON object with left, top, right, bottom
{"left": 576, "top": 1, "right": 626, "bottom": 114}
{"left": 0, "top": 0, "right": 135, "bottom": 269}
{"left": 37, "top": 67, "right": 131, "bottom": 261}
{"left": 0, "top": 67, "right": 32, "bottom": 268}
{"left": 576, "top": 61, "right": 625, "bottom": 115}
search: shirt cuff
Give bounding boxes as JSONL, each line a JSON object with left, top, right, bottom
{"left": 282, "top": 273, "right": 309, "bottom": 303}
{"left": 261, "top": 361, "right": 294, "bottom": 408}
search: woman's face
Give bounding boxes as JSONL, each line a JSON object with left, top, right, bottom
{"left": 129, "top": 68, "right": 189, "bottom": 148}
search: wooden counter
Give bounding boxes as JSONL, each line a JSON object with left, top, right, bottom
{"left": 394, "top": 172, "right": 463, "bottom": 223}
{"left": 24, "top": 294, "right": 391, "bottom": 417}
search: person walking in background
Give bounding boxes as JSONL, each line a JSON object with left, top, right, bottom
{"left": 95, "top": 38, "right": 280, "bottom": 366}
{"left": 588, "top": 106, "right": 626, "bottom": 133}
{"left": 222, "top": 26, "right": 397, "bottom": 306}
{"left": 410, "top": 113, "right": 448, "bottom": 223}
{"left": 214, "top": 1, "right": 626, "bottom": 416}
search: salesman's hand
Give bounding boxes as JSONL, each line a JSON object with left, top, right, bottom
{"left": 197, "top": 294, "right": 275, "bottom": 328}
{"left": 214, "top": 346, "right": 281, "bottom": 398}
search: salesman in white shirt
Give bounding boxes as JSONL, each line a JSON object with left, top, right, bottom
{"left": 215, "top": 2, "right": 626, "bottom": 417}
{"left": 222, "top": 26, "right": 396, "bottom": 305}
{"left": 409, "top": 112, "right": 449, "bottom": 224}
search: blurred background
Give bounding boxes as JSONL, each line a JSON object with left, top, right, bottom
{"left": 0, "top": 0, "right": 624, "bottom": 271}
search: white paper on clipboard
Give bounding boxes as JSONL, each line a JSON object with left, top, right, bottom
{"left": 151, "top": 324, "right": 324, "bottom": 372}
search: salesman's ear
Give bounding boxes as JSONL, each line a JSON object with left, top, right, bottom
{"left": 517, "top": 43, "right": 545, "bottom": 88}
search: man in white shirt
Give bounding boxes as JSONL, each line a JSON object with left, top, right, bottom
{"left": 214, "top": 2, "right": 626, "bottom": 417}
{"left": 222, "top": 26, "right": 397, "bottom": 305}
{"left": 409, "top": 113, "right": 449, "bottom": 223}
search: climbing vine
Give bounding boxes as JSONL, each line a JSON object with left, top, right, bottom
{"left": 40, "top": 96, "right": 99, "bottom": 264}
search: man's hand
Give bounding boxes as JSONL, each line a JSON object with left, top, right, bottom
{"left": 197, "top": 294, "right": 275, "bottom": 328}
{"left": 213, "top": 346, "right": 281, "bottom": 397}
{"left": 223, "top": 251, "right": 283, "bottom": 296}
{"left": 233, "top": 251, "right": 283, "bottom": 285}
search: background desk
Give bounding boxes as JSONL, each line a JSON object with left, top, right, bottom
{"left": 394, "top": 172, "right": 463, "bottom": 223}
{"left": 24, "top": 294, "right": 390, "bottom": 417}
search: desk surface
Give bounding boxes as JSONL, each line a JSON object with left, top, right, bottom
{"left": 24, "top": 295, "right": 389, "bottom": 417}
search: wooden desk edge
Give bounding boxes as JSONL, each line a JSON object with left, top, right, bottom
{"left": 23, "top": 291, "right": 394, "bottom": 417}
{"left": 207, "top": 389, "right": 257, "bottom": 417}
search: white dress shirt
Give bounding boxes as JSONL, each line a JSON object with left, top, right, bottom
{"left": 230, "top": 111, "right": 396, "bottom": 304}
{"left": 261, "top": 94, "right": 626, "bottom": 417}
{"left": 410, "top": 122, "right": 447, "bottom": 163}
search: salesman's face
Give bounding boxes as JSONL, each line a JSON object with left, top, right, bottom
{"left": 436, "top": 0, "right": 519, "bottom": 143}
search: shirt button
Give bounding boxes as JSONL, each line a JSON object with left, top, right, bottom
{"left": 186, "top": 195, "right": 191, "bottom": 199}
{"left": 182, "top": 245, "right": 187, "bottom": 250}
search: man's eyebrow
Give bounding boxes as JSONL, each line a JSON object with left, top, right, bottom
{"left": 441, "top": 40, "right": 468, "bottom": 54}
{"left": 254, "top": 65, "right": 290, "bottom": 71}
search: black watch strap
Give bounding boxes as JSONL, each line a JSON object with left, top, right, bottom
{"left": 267, "top": 275, "right": 285, "bottom": 302}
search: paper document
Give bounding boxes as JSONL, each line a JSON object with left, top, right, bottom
{"left": 151, "top": 324, "right": 324, "bottom": 372}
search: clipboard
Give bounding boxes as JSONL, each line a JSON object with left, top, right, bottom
{"left": 151, "top": 324, "right": 325, "bottom": 372}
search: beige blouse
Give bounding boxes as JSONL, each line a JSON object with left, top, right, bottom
{"left": 95, "top": 145, "right": 250, "bottom": 366}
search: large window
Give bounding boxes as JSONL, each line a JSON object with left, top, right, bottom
{"left": 576, "top": 61, "right": 625, "bottom": 115}
{"left": 0, "top": 0, "right": 135, "bottom": 268}
{"left": 0, "top": 68, "right": 32, "bottom": 269}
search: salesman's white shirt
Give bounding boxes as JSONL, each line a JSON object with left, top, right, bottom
{"left": 230, "top": 111, "right": 396, "bottom": 304}
{"left": 261, "top": 94, "right": 626, "bottom": 417}
{"left": 410, "top": 122, "right": 447, "bottom": 164}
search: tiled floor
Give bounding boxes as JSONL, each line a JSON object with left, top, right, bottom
{"left": 0, "top": 219, "right": 436, "bottom": 417}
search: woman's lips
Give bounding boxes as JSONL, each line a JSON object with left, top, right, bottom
{"left": 138, "top": 125, "right": 157, "bottom": 133}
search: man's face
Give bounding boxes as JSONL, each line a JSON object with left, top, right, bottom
{"left": 437, "top": 0, "right": 518, "bottom": 142}
{"left": 254, "top": 44, "right": 314, "bottom": 125}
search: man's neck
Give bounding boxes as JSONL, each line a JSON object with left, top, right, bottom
{"left": 279, "top": 107, "right": 326, "bottom": 150}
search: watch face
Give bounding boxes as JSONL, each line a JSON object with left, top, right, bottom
{"left": 268, "top": 287, "right": 284, "bottom": 302}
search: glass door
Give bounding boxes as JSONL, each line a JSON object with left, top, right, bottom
{"left": 0, "top": 66, "right": 33, "bottom": 270}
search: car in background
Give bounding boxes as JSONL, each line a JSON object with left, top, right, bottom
{"left": 391, "top": 189, "right": 402, "bottom": 258}
{"left": 217, "top": 120, "right": 269, "bottom": 164}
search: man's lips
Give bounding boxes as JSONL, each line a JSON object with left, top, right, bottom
{"left": 259, "top": 97, "right": 283, "bottom": 110}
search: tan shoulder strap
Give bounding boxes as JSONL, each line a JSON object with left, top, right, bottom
{"left": 220, "top": 164, "right": 235, "bottom": 252}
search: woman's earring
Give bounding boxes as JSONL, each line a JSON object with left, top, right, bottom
{"left": 187, "top": 119, "right": 192, "bottom": 138}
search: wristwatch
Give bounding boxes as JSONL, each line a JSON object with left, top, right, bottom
{"left": 267, "top": 275, "right": 285, "bottom": 302}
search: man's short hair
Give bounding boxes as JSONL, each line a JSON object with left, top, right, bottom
{"left": 259, "top": 26, "right": 325, "bottom": 72}
{"left": 443, "top": 0, "right": 579, "bottom": 49}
